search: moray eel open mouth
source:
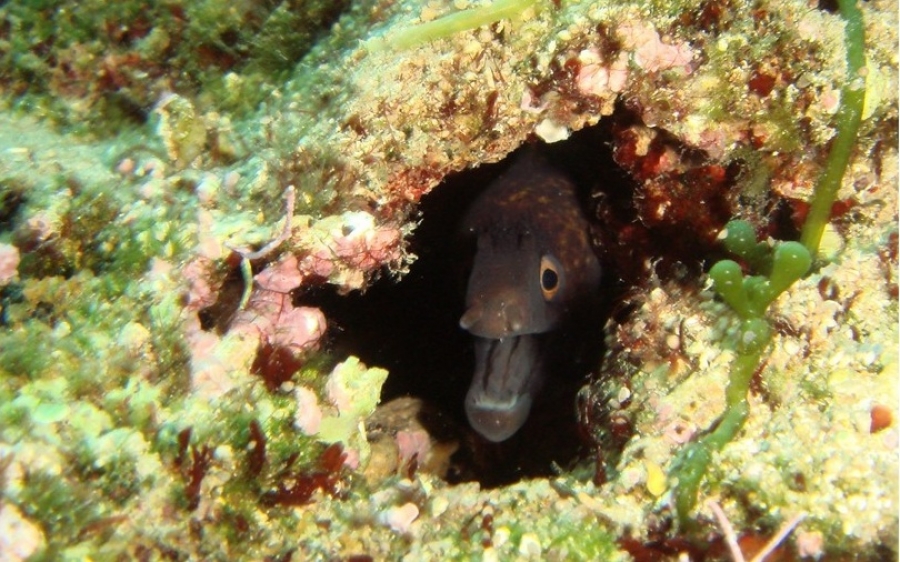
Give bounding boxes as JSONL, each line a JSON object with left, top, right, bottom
{"left": 464, "top": 335, "right": 544, "bottom": 443}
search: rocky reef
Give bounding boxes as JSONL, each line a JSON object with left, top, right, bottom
{"left": 0, "top": 0, "right": 897, "bottom": 559}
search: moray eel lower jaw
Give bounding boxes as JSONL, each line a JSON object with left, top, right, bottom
{"left": 464, "top": 334, "right": 543, "bottom": 442}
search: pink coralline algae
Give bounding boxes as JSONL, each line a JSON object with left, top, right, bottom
{"left": 297, "top": 211, "right": 404, "bottom": 291}
{"left": 179, "top": 252, "right": 326, "bottom": 400}
{"left": 177, "top": 200, "right": 407, "bottom": 400}
{"left": 576, "top": 50, "right": 629, "bottom": 96}
{"left": 182, "top": 257, "right": 219, "bottom": 312}
{"left": 334, "top": 224, "right": 402, "bottom": 271}
{"left": 294, "top": 386, "right": 324, "bottom": 435}
{"left": 22, "top": 213, "right": 56, "bottom": 246}
{"left": 248, "top": 211, "right": 405, "bottom": 294}
{"left": 254, "top": 254, "right": 305, "bottom": 294}
{"left": 187, "top": 329, "right": 242, "bottom": 401}
{"left": 0, "top": 243, "right": 20, "bottom": 286}
{"left": 396, "top": 429, "right": 432, "bottom": 468}
{"left": 185, "top": 290, "right": 326, "bottom": 401}
{"left": 617, "top": 21, "right": 695, "bottom": 73}
{"left": 520, "top": 90, "right": 549, "bottom": 114}
{"left": 231, "top": 289, "right": 326, "bottom": 355}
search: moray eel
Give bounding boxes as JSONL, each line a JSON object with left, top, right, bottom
{"left": 459, "top": 154, "right": 602, "bottom": 442}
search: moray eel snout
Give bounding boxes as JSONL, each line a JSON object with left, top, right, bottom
{"left": 460, "top": 154, "right": 601, "bottom": 442}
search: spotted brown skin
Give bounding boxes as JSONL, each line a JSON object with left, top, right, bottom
{"left": 460, "top": 155, "right": 601, "bottom": 442}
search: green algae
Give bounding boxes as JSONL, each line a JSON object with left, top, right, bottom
{"left": 670, "top": 0, "right": 871, "bottom": 527}
{"left": 0, "top": 0, "right": 355, "bottom": 134}
{"left": 678, "top": 12, "right": 802, "bottom": 144}
{"left": 317, "top": 357, "right": 389, "bottom": 461}
{"left": 801, "top": 0, "right": 868, "bottom": 258}
{"left": 369, "top": 0, "right": 539, "bottom": 51}
{"left": 16, "top": 470, "right": 104, "bottom": 550}
{"left": 672, "top": 225, "right": 811, "bottom": 524}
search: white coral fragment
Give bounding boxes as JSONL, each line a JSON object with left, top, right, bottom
{"left": 0, "top": 503, "right": 44, "bottom": 562}
{"left": 534, "top": 118, "right": 570, "bottom": 143}
{"left": 381, "top": 502, "right": 419, "bottom": 534}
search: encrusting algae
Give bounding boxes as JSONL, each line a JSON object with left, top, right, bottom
{"left": 0, "top": 0, "right": 897, "bottom": 559}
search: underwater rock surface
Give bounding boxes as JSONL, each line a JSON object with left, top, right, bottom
{"left": 0, "top": 0, "right": 897, "bottom": 559}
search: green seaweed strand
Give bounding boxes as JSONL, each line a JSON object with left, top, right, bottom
{"left": 673, "top": 319, "right": 769, "bottom": 520}
{"left": 673, "top": 242, "right": 791, "bottom": 524}
{"left": 800, "top": 0, "right": 867, "bottom": 257}
{"left": 369, "top": 0, "right": 538, "bottom": 52}
{"left": 671, "top": 0, "right": 865, "bottom": 526}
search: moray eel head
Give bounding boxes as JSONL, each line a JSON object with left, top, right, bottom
{"left": 459, "top": 156, "right": 601, "bottom": 442}
{"left": 460, "top": 234, "right": 565, "bottom": 338}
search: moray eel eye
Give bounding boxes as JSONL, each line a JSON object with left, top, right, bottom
{"left": 540, "top": 255, "right": 561, "bottom": 300}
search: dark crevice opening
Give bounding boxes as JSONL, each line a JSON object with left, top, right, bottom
{"left": 198, "top": 102, "right": 754, "bottom": 488}
{"left": 295, "top": 120, "right": 638, "bottom": 487}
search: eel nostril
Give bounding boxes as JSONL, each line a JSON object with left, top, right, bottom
{"left": 459, "top": 305, "right": 483, "bottom": 330}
